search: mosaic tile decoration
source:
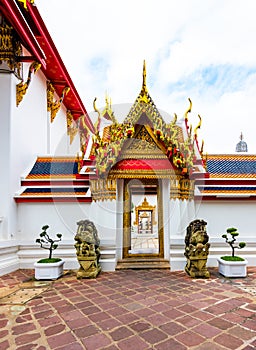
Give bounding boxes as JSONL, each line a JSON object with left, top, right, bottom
{"left": 26, "top": 157, "right": 78, "bottom": 179}
{"left": 20, "top": 187, "right": 89, "bottom": 197}
{"left": 207, "top": 154, "right": 256, "bottom": 178}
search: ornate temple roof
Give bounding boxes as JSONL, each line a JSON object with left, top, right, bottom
{"left": 14, "top": 154, "right": 256, "bottom": 202}
{"left": 83, "top": 61, "right": 204, "bottom": 179}
{"left": 206, "top": 154, "right": 256, "bottom": 178}
{"left": 109, "top": 158, "right": 177, "bottom": 179}
{"left": 14, "top": 157, "right": 92, "bottom": 202}
{"left": 195, "top": 154, "right": 256, "bottom": 200}
{"left": 25, "top": 157, "right": 79, "bottom": 179}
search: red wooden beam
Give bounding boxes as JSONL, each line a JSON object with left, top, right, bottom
{"left": 0, "top": 0, "right": 46, "bottom": 68}
{"left": 26, "top": 1, "right": 94, "bottom": 131}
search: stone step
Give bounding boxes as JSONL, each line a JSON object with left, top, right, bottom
{"left": 116, "top": 258, "right": 170, "bottom": 270}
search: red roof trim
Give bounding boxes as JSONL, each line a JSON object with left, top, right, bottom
{"left": 113, "top": 159, "right": 175, "bottom": 171}
{"left": 195, "top": 179, "right": 256, "bottom": 186}
{"left": 1, "top": 0, "right": 94, "bottom": 131}
{"left": 15, "top": 197, "right": 92, "bottom": 203}
{"left": 21, "top": 180, "right": 89, "bottom": 186}
{"left": 0, "top": 0, "right": 46, "bottom": 67}
{"left": 190, "top": 172, "right": 210, "bottom": 180}
{"left": 195, "top": 195, "right": 256, "bottom": 201}
{"left": 26, "top": 2, "right": 94, "bottom": 129}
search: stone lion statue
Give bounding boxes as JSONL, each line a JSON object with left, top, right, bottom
{"left": 184, "top": 219, "right": 210, "bottom": 278}
{"left": 75, "top": 219, "right": 100, "bottom": 247}
{"left": 74, "top": 220, "right": 101, "bottom": 278}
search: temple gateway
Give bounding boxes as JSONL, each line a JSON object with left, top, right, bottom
{"left": 0, "top": 0, "right": 256, "bottom": 275}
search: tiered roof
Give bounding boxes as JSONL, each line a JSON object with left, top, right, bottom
{"left": 195, "top": 154, "right": 256, "bottom": 200}
{"left": 207, "top": 154, "right": 256, "bottom": 178}
{"left": 15, "top": 157, "right": 92, "bottom": 202}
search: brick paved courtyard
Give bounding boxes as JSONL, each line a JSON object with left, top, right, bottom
{"left": 0, "top": 268, "right": 256, "bottom": 349}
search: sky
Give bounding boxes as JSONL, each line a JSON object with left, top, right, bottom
{"left": 36, "top": 0, "right": 256, "bottom": 154}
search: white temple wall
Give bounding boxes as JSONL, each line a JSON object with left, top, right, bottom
{"left": 14, "top": 200, "right": 117, "bottom": 272}
{"left": 0, "top": 67, "right": 49, "bottom": 241}
{"left": 195, "top": 200, "right": 256, "bottom": 267}
{"left": 0, "top": 71, "right": 16, "bottom": 240}
{"left": 169, "top": 198, "right": 256, "bottom": 270}
{"left": 11, "top": 70, "right": 47, "bottom": 239}
{"left": 196, "top": 200, "right": 256, "bottom": 238}
{"left": 49, "top": 103, "right": 79, "bottom": 155}
{"left": 0, "top": 64, "right": 81, "bottom": 275}
{"left": 168, "top": 198, "right": 193, "bottom": 270}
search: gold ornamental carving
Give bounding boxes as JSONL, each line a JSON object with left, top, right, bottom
{"left": 0, "top": 22, "right": 22, "bottom": 78}
{"left": 134, "top": 126, "right": 159, "bottom": 149}
{"left": 109, "top": 168, "right": 175, "bottom": 179}
{"left": 179, "top": 178, "right": 195, "bottom": 200}
{"left": 66, "top": 110, "right": 78, "bottom": 144}
{"left": 16, "top": 62, "right": 41, "bottom": 106}
{"left": 17, "top": 0, "right": 35, "bottom": 9}
{"left": 170, "top": 176, "right": 195, "bottom": 200}
{"left": 47, "top": 82, "right": 70, "bottom": 122}
{"left": 90, "top": 178, "right": 116, "bottom": 201}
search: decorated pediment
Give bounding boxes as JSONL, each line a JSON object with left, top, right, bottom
{"left": 81, "top": 61, "right": 207, "bottom": 179}
{"left": 119, "top": 124, "right": 167, "bottom": 160}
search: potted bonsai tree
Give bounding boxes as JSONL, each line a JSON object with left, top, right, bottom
{"left": 34, "top": 225, "right": 64, "bottom": 280}
{"left": 217, "top": 227, "right": 247, "bottom": 277}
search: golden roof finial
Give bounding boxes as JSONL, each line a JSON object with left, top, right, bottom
{"left": 142, "top": 59, "right": 148, "bottom": 94}
{"left": 138, "top": 60, "right": 149, "bottom": 103}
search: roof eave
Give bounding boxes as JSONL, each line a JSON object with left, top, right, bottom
{"left": 0, "top": 0, "right": 46, "bottom": 67}
{"left": 26, "top": 2, "right": 94, "bottom": 131}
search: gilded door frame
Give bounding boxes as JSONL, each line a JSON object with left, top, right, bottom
{"left": 123, "top": 178, "right": 164, "bottom": 258}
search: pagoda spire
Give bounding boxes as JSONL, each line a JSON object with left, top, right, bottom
{"left": 236, "top": 132, "right": 248, "bottom": 152}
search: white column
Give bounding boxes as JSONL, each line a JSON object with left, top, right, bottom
{"left": 187, "top": 199, "right": 196, "bottom": 224}
{"left": 162, "top": 178, "right": 170, "bottom": 260}
{"left": 169, "top": 198, "right": 180, "bottom": 236}
{"left": 0, "top": 69, "right": 18, "bottom": 240}
{"left": 178, "top": 199, "right": 189, "bottom": 235}
{"left": 47, "top": 111, "right": 51, "bottom": 153}
{"left": 116, "top": 179, "right": 124, "bottom": 260}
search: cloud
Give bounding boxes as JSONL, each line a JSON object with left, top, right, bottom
{"left": 36, "top": 0, "right": 256, "bottom": 153}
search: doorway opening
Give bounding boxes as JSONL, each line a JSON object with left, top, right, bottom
{"left": 123, "top": 179, "right": 164, "bottom": 259}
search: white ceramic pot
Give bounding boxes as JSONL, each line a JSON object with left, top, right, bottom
{"left": 217, "top": 257, "right": 248, "bottom": 277}
{"left": 34, "top": 260, "right": 64, "bottom": 280}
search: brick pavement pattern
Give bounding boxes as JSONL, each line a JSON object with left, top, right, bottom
{"left": 0, "top": 268, "right": 256, "bottom": 350}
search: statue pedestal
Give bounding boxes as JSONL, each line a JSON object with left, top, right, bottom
{"left": 185, "top": 256, "right": 210, "bottom": 278}
{"left": 76, "top": 255, "right": 101, "bottom": 279}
